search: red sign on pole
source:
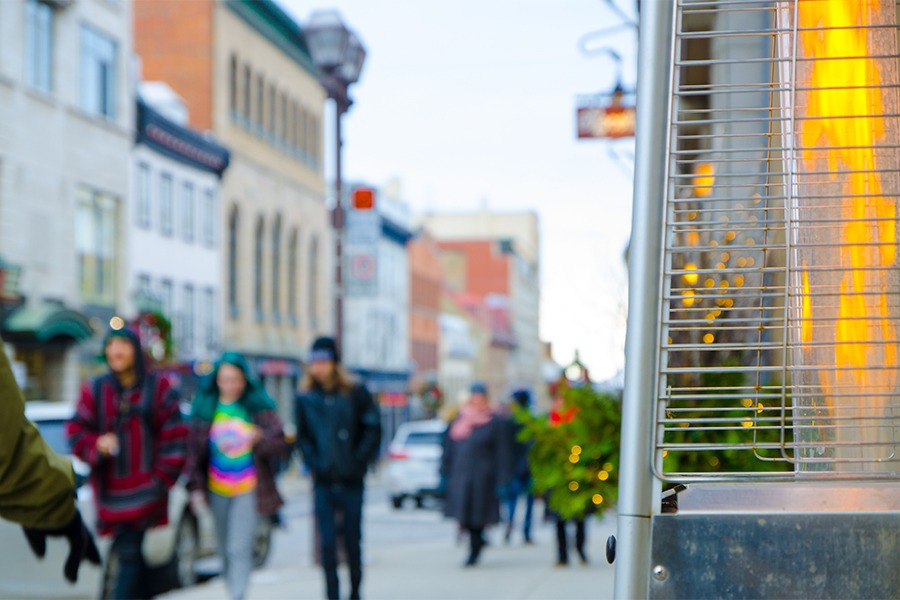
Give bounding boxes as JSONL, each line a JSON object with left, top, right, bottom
{"left": 577, "top": 105, "right": 636, "bottom": 139}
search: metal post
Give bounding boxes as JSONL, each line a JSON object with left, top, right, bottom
{"left": 333, "top": 98, "right": 345, "bottom": 350}
{"left": 614, "top": 1, "right": 675, "bottom": 598}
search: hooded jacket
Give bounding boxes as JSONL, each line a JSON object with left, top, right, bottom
{"left": 67, "top": 327, "right": 188, "bottom": 535}
{"left": 0, "top": 336, "right": 76, "bottom": 529}
{"left": 184, "top": 352, "right": 287, "bottom": 516}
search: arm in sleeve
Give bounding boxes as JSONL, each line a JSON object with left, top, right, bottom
{"left": 254, "top": 409, "right": 287, "bottom": 460}
{"left": 183, "top": 421, "right": 209, "bottom": 493}
{"left": 439, "top": 425, "right": 453, "bottom": 480}
{"left": 66, "top": 383, "right": 102, "bottom": 467}
{"left": 151, "top": 378, "right": 188, "bottom": 490}
{"left": 495, "top": 417, "right": 515, "bottom": 487}
{"left": 0, "top": 341, "right": 76, "bottom": 529}
{"left": 294, "top": 394, "right": 320, "bottom": 473}
{"left": 353, "top": 386, "right": 382, "bottom": 465}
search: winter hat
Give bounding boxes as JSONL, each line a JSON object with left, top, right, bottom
{"left": 103, "top": 325, "right": 147, "bottom": 383}
{"left": 469, "top": 381, "right": 488, "bottom": 396}
{"left": 511, "top": 389, "right": 531, "bottom": 409}
{"left": 309, "top": 336, "right": 340, "bottom": 363}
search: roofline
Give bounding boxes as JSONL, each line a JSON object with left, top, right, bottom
{"left": 225, "top": 0, "right": 320, "bottom": 78}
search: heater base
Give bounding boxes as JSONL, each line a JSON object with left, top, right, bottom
{"left": 649, "top": 483, "right": 900, "bottom": 599}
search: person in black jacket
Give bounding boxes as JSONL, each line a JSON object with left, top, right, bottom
{"left": 295, "top": 337, "right": 381, "bottom": 600}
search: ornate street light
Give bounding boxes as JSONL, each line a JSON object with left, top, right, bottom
{"left": 305, "top": 10, "right": 367, "bottom": 350}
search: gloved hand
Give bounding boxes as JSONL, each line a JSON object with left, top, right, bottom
{"left": 22, "top": 509, "right": 101, "bottom": 583}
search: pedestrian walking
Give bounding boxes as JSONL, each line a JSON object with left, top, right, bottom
{"left": 67, "top": 326, "right": 188, "bottom": 599}
{"left": 441, "top": 382, "right": 512, "bottom": 567}
{"left": 294, "top": 336, "right": 382, "bottom": 600}
{"left": 185, "top": 352, "right": 287, "bottom": 600}
{"left": 504, "top": 389, "right": 535, "bottom": 545}
{"left": 0, "top": 336, "right": 101, "bottom": 584}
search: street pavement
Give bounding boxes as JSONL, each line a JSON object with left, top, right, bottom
{"left": 162, "top": 469, "right": 617, "bottom": 600}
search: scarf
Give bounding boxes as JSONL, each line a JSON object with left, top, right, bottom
{"left": 449, "top": 403, "right": 494, "bottom": 441}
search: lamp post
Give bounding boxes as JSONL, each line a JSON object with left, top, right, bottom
{"left": 305, "top": 10, "right": 366, "bottom": 351}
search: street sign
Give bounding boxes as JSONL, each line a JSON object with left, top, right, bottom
{"left": 346, "top": 210, "right": 379, "bottom": 245}
{"left": 346, "top": 250, "right": 377, "bottom": 295}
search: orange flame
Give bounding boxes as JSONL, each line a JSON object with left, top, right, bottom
{"left": 801, "top": 265, "right": 812, "bottom": 345}
{"left": 798, "top": 0, "right": 896, "bottom": 387}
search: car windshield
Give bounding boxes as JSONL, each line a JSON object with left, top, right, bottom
{"left": 404, "top": 431, "right": 443, "bottom": 446}
{"left": 34, "top": 420, "right": 70, "bottom": 455}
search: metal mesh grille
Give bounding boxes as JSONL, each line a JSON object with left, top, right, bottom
{"left": 655, "top": 0, "right": 900, "bottom": 481}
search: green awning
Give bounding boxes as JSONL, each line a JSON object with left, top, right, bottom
{"left": 3, "top": 302, "right": 94, "bottom": 343}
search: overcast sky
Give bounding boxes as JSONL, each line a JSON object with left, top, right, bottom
{"left": 282, "top": 0, "right": 639, "bottom": 380}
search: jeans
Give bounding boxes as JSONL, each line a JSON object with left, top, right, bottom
{"left": 556, "top": 518, "right": 586, "bottom": 564}
{"left": 209, "top": 490, "right": 258, "bottom": 600}
{"left": 314, "top": 483, "right": 363, "bottom": 600}
{"left": 112, "top": 529, "right": 150, "bottom": 600}
{"left": 504, "top": 476, "right": 534, "bottom": 541}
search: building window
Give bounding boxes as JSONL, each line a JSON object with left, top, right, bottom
{"left": 24, "top": 0, "right": 53, "bottom": 93}
{"left": 242, "top": 64, "right": 251, "bottom": 121}
{"left": 280, "top": 93, "right": 288, "bottom": 143}
{"left": 309, "top": 116, "right": 319, "bottom": 165}
{"left": 76, "top": 187, "right": 118, "bottom": 306}
{"left": 254, "top": 216, "right": 264, "bottom": 321}
{"left": 255, "top": 74, "right": 264, "bottom": 130}
{"left": 159, "top": 172, "right": 173, "bottom": 236}
{"left": 182, "top": 181, "right": 194, "bottom": 243}
{"left": 289, "top": 101, "right": 298, "bottom": 150}
{"left": 204, "top": 287, "right": 216, "bottom": 351}
{"left": 135, "top": 273, "right": 153, "bottom": 309}
{"left": 288, "top": 227, "right": 298, "bottom": 322}
{"left": 308, "top": 235, "right": 319, "bottom": 328}
{"left": 272, "top": 214, "right": 282, "bottom": 320}
{"left": 182, "top": 283, "right": 195, "bottom": 354}
{"left": 227, "top": 205, "right": 239, "bottom": 317}
{"left": 80, "top": 24, "right": 117, "bottom": 118}
{"left": 299, "top": 106, "right": 308, "bottom": 157}
{"left": 268, "top": 84, "right": 276, "bottom": 136}
{"left": 229, "top": 54, "right": 238, "bottom": 117}
{"left": 136, "top": 162, "right": 151, "bottom": 228}
{"left": 202, "top": 189, "right": 215, "bottom": 247}
{"left": 160, "top": 278, "right": 173, "bottom": 324}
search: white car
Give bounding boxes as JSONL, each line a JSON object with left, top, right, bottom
{"left": 0, "top": 402, "right": 218, "bottom": 599}
{"left": 386, "top": 419, "right": 447, "bottom": 509}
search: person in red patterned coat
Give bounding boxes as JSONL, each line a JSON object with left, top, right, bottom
{"left": 67, "top": 326, "right": 187, "bottom": 599}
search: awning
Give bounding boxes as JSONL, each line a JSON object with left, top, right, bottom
{"left": 3, "top": 302, "right": 94, "bottom": 343}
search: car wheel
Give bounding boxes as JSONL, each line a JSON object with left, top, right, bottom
{"left": 253, "top": 518, "right": 273, "bottom": 569}
{"left": 391, "top": 495, "right": 404, "bottom": 509}
{"left": 172, "top": 515, "right": 199, "bottom": 588}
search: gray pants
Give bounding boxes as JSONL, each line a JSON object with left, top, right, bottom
{"left": 209, "top": 490, "right": 258, "bottom": 600}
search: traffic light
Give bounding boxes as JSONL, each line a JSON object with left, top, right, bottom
{"left": 352, "top": 187, "right": 375, "bottom": 210}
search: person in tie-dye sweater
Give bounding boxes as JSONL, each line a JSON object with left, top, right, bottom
{"left": 185, "top": 352, "right": 287, "bottom": 600}
{"left": 67, "top": 326, "right": 187, "bottom": 599}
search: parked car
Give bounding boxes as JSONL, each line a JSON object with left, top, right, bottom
{"left": 386, "top": 419, "right": 447, "bottom": 509}
{"left": 0, "top": 402, "right": 218, "bottom": 599}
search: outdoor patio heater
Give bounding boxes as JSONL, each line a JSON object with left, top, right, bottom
{"left": 618, "top": 1, "right": 900, "bottom": 597}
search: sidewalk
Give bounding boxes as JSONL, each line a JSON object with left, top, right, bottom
{"left": 163, "top": 470, "right": 616, "bottom": 600}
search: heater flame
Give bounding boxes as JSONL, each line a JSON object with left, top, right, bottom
{"left": 798, "top": 0, "right": 897, "bottom": 392}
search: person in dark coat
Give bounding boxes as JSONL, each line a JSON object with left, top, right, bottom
{"left": 184, "top": 352, "right": 287, "bottom": 600}
{"left": 441, "top": 382, "right": 512, "bottom": 567}
{"left": 504, "top": 389, "right": 535, "bottom": 544}
{"left": 294, "top": 337, "right": 381, "bottom": 600}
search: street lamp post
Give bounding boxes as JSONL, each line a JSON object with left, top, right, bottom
{"left": 305, "top": 11, "right": 366, "bottom": 352}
